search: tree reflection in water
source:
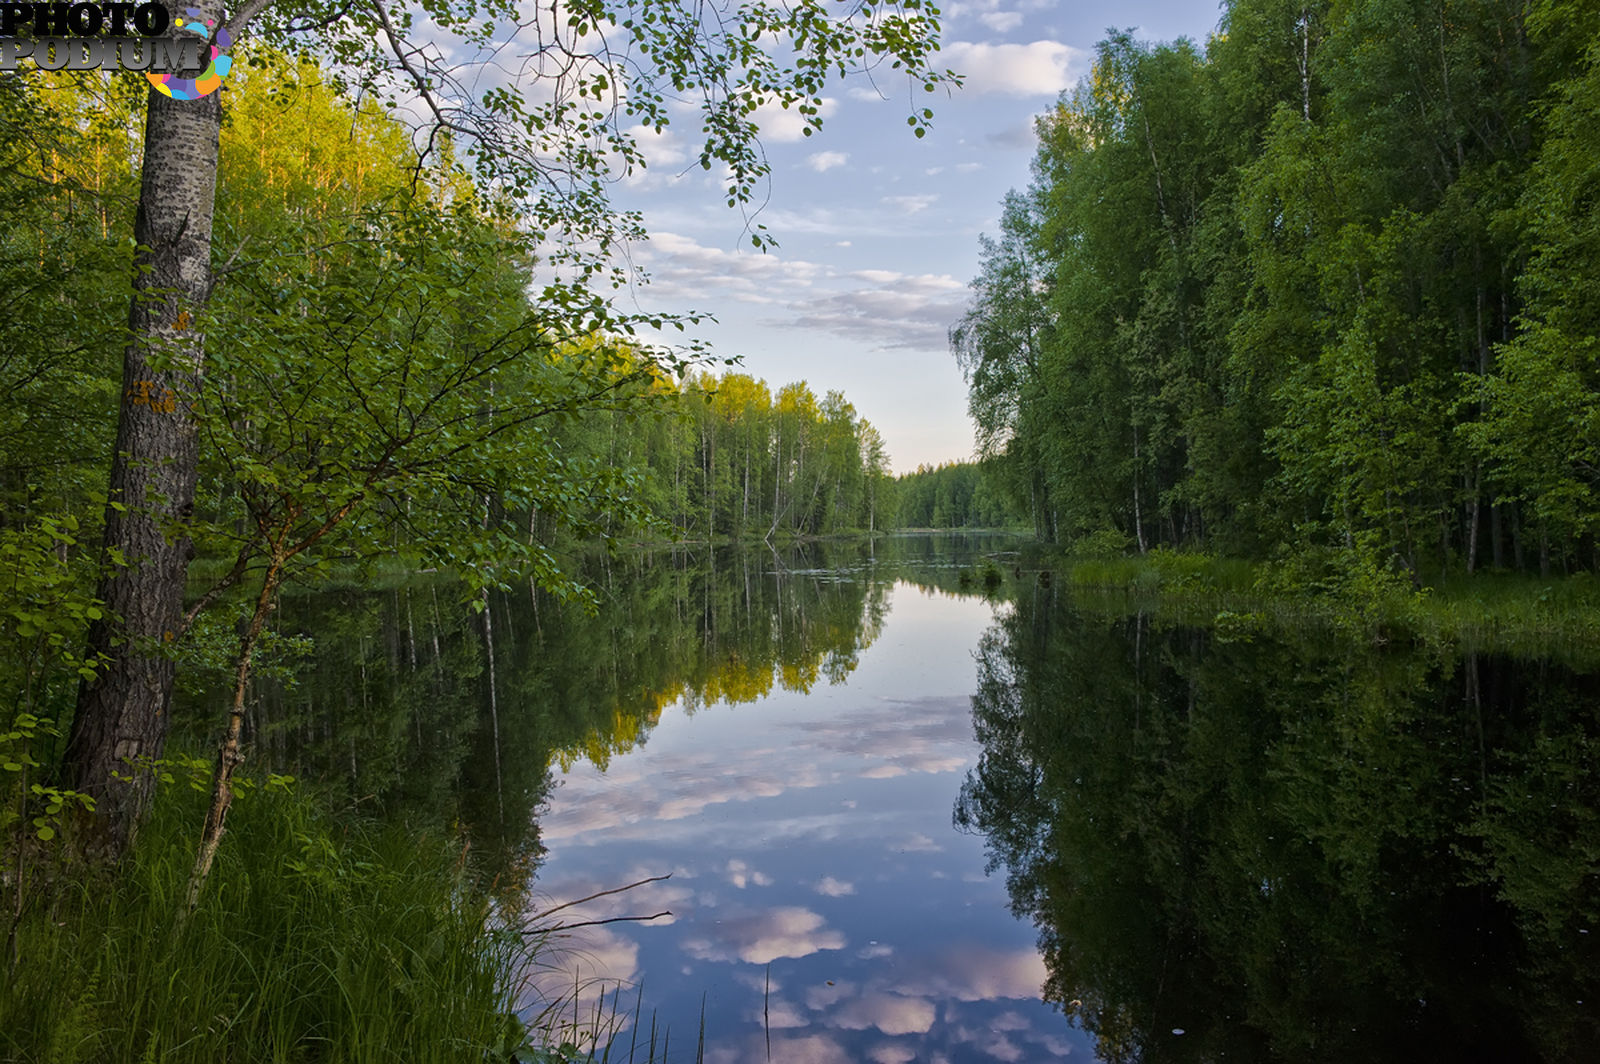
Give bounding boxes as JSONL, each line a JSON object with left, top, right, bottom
{"left": 172, "top": 539, "right": 958, "bottom": 907}
{"left": 955, "top": 581, "right": 1600, "bottom": 1063}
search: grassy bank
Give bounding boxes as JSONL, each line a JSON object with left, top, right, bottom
{"left": 994, "top": 546, "right": 1600, "bottom": 659}
{"left": 2, "top": 778, "right": 535, "bottom": 1063}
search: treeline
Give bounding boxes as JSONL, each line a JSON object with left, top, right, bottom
{"left": 0, "top": 56, "right": 898, "bottom": 878}
{"left": 572, "top": 373, "right": 893, "bottom": 542}
{"left": 894, "top": 461, "right": 1026, "bottom": 529}
{"left": 955, "top": 0, "right": 1600, "bottom": 577}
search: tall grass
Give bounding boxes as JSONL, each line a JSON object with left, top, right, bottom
{"left": 1, "top": 781, "right": 531, "bottom": 1063}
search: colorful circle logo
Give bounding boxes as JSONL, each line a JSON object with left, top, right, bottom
{"left": 146, "top": 9, "right": 233, "bottom": 100}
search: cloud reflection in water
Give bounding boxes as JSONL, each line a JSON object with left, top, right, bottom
{"left": 526, "top": 585, "right": 1087, "bottom": 1061}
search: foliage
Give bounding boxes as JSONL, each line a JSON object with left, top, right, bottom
{"left": 895, "top": 460, "right": 1026, "bottom": 529}
{"left": 0, "top": 779, "right": 534, "bottom": 1063}
{"left": 554, "top": 371, "right": 895, "bottom": 542}
{"left": 245, "top": 0, "right": 958, "bottom": 264}
{"left": 0, "top": 519, "right": 106, "bottom": 856}
{"left": 953, "top": 0, "right": 1600, "bottom": 577}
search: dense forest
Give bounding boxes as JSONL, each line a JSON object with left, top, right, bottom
{"left": 953, "top": 0, "right": 1600, "bottom": 579}
{"left": 577, "top": 373, "right": 893, "bottom": 542}
{"left": 0, "top": 0, "right": 955, "bottom": 1055}
{"left": 0, "top": 57, "right": 897, "bottom": 799}
{"left": 0, "top": 65, "right": 892, "bottom": 556}
{"left": 894, "top": 460, "right": 1026, "bottom": 529}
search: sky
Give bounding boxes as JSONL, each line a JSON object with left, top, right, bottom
{"left": 612, "top": 1, "right": 1229, "bottom": 473}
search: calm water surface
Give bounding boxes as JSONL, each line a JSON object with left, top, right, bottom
{"left": 527, "top": 576, "right": 1071, "bottom": 1063}
{"left": 189, "top": 536, "right": 1600, "bottom": 1062}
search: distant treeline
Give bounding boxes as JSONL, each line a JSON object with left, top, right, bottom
{"left": 894, "top": 461, "right": 1026, "bottom": 529}
{"left": 563, "top": 372, "right": 893, "bottom": 541}
{"left": 954, "top": 0, "right": 1600, "bottom": 577}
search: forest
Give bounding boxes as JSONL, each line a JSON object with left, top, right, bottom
{"left": 953, "top": 0, "right": 1600, "bottom": 581}
{"left": 0, "top": 0, "right": 955, "bottom": 1057}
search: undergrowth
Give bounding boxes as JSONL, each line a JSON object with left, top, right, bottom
{"left": 0, "top": 780, "right": 534, "bottom": 1063}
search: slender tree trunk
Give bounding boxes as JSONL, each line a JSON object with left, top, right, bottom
{"left": 66, "top": 45, "right": 225, "bottom": 862}
{"left": 1131, "top": 422, "right": 1147, "bottom": 554}
{"left": 186, "top": 553, "right": 283, "bottom": 912}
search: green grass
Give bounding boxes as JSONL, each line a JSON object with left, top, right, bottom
{"left": 1, "top": 781, "right": 533, "bottom": 1064}
{"left": 1034, "top": 546, "right": 1600, "bottom": 661}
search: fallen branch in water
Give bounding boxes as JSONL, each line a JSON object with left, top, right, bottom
{"left": 536, "top": 912, "right": 673, "bottom": 933}
{"left": 525, "top": 872, "right": 674, "bottom": 933}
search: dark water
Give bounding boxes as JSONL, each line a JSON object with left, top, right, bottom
{"left": 179, "top": 537, "right": 1600, "bottom": 1062}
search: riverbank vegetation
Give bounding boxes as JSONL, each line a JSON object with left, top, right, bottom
{"left": 3, "top": 780, "right": 532, "bottom": 1063}
{"left": 1000, "top": 546, "right": 1600, "bottom": 661}
{"left": 952, "top": 0, "right": 1600, "bottom": 584}
{"left": 0, "top": 0, "right": 953, "bottom": 1053}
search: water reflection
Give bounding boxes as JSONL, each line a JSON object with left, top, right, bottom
{"left": 173, "top": 535, "right": 1600, "bottom": 1059}
{"left": 956, "top": 582, "right": 1600, "bottom": 1062}
{"left": 185, "top": 543, "right": 963, "bottom": 867}
{"left": 528, "top": 562, "right": 1068, "bottom": 1063}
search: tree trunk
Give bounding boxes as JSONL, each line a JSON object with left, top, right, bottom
{"left": 66, "top": 51, "right": 224, "bottom": 863}
{"left": 186, "top": 553, "right": 282, "bottom": 912}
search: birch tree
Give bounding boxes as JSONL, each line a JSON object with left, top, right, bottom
{"left": 65, "top": 0, "right": 957, "bottom": 859}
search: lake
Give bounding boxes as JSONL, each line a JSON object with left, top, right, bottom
{"left": 184, "top": 535, "right": 1600, "bottom": 1062}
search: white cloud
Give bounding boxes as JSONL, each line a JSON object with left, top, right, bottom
{"left": 895, "top": 946, "right": 1048, "bottom": 1002}
{"left": 629, "top": 230, "right": 830, "bottom": 310}
{"left": 882, "top": 194, "right": 939, "bottom": 215}
{"left": 682, "top": 907, "right": 846, "bottom": 965}
{"left": 945, "top": 1, "right": 1057, "bottom": 35}
{"left": 940, "top": 40, "right": 1087, "bottom": 96}
{"left": 527, "top": 870, "right": 694, "bottom": 928}
{"left": 753, "top": 96, "right": 840, "bottom": 141}
{"left": 518, "top": 925, "right": 640, "bottom": 1037}
{"left": 778, "top": 271, "right": 967, "bottom": 351}
{"left": 895, "top": 832, "right": 945, "bottom": 853}
{"left": 727, "top": 858, "right": 774, "bottom": 889}
{"left": 869, "top": 1045, "right": 918, "bottom": 1064}
{"left": 629, "top": 123, "right": 689, "bottom": 168}
{"left": 538, "top": 746, "right": 832, "bottom": 843}
{"left": 981, "top": 11, "right": 1024, "bottom": 33}
{"left": 757, "top": 997, "right": 810, "bottom": 1029}
{"left": 986, "top": 1035, "right": 1025, "bottom": 1062}
{"left": 805, "top": 980, "right": 854, "bottom": 1010}
{"left": 832, "top": 992, "right": 938, "bottom": 1036}
{"left": 807, "top": 151, "right": 849, "bottom": 172}
{"left": 814, "top": 876, "right": 856, "bottom": 897}
{"left": 758, "top": 1034, "right": 854, "bottom": 1064}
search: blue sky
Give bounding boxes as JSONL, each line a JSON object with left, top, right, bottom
{"left": 616, "top": 1, "right": 1228, "bottom": 473}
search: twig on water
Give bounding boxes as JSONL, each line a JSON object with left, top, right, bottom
{"left": 530, "top": 873, "right": 673, "bottom": 923}
{"left": 538, "top": 912, "right": 673, "bottom": 934}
